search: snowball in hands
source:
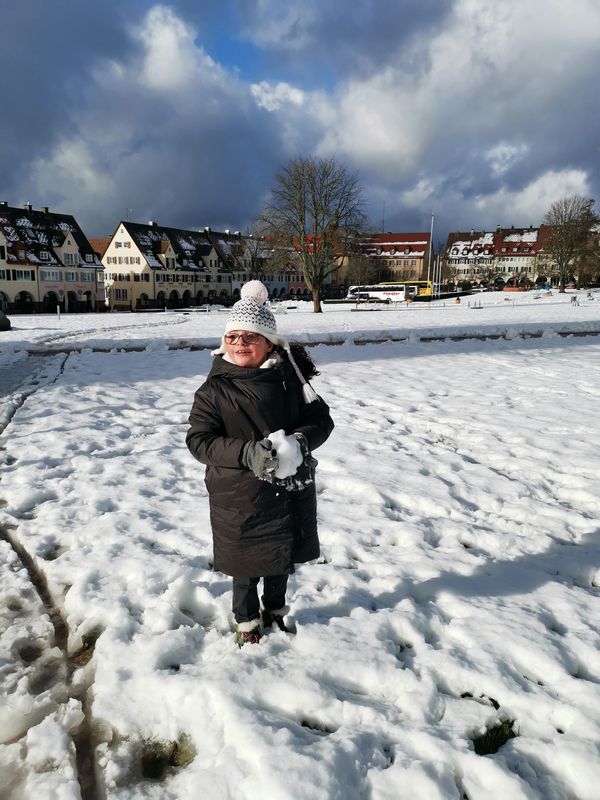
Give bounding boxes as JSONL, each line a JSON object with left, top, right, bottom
{"left": 268, "top": 429, "right": 303, "bottom": 479}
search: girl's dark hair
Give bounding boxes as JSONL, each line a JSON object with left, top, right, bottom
{"left": 277, "top": 343, "right": 320, "bottom": 381}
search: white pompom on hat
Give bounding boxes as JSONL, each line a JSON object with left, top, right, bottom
{"left": 213, "top": 280, "right": 317, "bottom": 403}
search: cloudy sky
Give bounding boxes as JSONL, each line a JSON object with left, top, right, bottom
{"left": 2, "top": 0, "right": 599, "bottom": 243}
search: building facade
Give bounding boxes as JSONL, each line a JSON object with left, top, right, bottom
{"left": 444, "top": 225, "right": 564, "bottom": 288}
{"left": 328, "top": 232, "right": 431, "bottom": 296}
{"left": 0, "top": 202, "right": 104, "bottom": 313}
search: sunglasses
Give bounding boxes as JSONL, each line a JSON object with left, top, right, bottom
{"left": 224, "top": 332, "right": 264, "bottom": 345}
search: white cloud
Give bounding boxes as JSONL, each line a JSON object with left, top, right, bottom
{"left": 486, "top": 143, "right": 529, "bottom": 177}
{"left": 250, "top": 81, "right": 305, "bottom": 111}
{"left": 136, "top": 4, "right": 223, "bottom": 92}
{"left": 401, "top": 177, "right": 440, "bottom": 209}
{"left": 473, "top": 169, "right": 591, "bottom": 224}
{"left": 313, "top": 0, "right": 600, "bottom": 174}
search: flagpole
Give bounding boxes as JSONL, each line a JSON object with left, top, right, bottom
{"left": 427, "top": 212, "right": 434, "bottom": 303}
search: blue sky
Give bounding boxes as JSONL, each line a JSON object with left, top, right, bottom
{"left": 1, "top": 0, "right": 599, "bottom": 242}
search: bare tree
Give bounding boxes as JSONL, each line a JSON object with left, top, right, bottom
{"left": 260, "top": 156, "right": 367, "bottom": 311}
{"left": 575, "top": 225, "right": 600, "bottom": 288}
{"left": 543, "top": 195, "right": 599, "bottom": 292}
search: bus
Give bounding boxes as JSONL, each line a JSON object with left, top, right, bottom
{"left": 346, "top": 281, "right": 433, "bottom": 303}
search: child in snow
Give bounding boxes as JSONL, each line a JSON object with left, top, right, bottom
{"left": 186, "top": 281, "right": 334, "bottom": 646}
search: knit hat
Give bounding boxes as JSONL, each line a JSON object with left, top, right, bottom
{"left": 213, "top": 280, "right": 317, "bottom": 403}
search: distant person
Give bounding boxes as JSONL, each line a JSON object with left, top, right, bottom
{"left": 186, "top": 281, "right": 334, "bottom": 646}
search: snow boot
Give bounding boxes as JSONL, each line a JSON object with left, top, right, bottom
{"left": 261, "top": 605, "right": 293, "bottom": 633}
{"left": 235, "top": 619, "right": 262, "bottom": 647}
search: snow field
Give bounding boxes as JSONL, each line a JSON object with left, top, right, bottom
{"left": 0, "top": 309, "right": 599, "bottom": 798}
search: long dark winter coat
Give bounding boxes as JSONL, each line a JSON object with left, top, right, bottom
{"left": 186, "top": 354, "right": 334, "bottom": 577}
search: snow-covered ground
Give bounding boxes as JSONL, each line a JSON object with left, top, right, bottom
{"left": 1, "top": 290, "right": 600, "bottom": 353}
{"left": 1, "top": 290, "right": 599, "bottom": 799}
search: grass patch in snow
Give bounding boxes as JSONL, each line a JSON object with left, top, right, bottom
{"left": 140, "top": 735, "right": 196, "bottom": 780}
{"left": 471, "top": 719, "right": 517, "bottom": 755}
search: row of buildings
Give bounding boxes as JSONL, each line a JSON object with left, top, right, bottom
{"left": 0, "top": 201, "right": 588, "bottom": 314}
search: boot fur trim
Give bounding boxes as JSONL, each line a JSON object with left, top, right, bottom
{"left": 265, "top": 605, "right": 290, "bottom": 617}
{"left": 237, "top": 618, "right": 261, "bottom": 633}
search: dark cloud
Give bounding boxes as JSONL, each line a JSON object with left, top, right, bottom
{"left": 1, "top": 0, "right": 599, "bottom": 245}
{"left": 2, "top": 2, "right": 296, "bottom": 235}
{"left": 237, "top": 0, "right": 454, "bottom": 83}
{"left": 0, "top": 1, "right": 131, "bottom": 179}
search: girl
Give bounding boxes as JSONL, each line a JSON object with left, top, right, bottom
{"left": 186, "top": 281, "right": 334, "bottom": 645}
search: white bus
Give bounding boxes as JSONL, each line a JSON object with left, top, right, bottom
{"left": 346, "top": 281, "right": 433, "bottom": 303}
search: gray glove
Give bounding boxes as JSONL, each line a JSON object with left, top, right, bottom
{"left": 242, "top": 438, "right": 279, "bottom": 481}
{"left": 272, "top": 433, "right": 318, "bottom": 492}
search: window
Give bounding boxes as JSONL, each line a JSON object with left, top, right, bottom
{"left": 118, "top": 273, "right": 128, "bottom": 281}
{"left": 114, "top": 288, "right": 128, "bottom": 300}
{"left": 513, "top": 247, "right": 518, "bottom": 252}
{"left": 39, "top": 250, "right": 49, "bottom": 260}
{"left": 115, "top": 242, "right": 122, "bottom": 248}
{"left": 85, "top": 254, "right": 94, "bottom": 262}
{"left": 501, "top": 247, "right": 507, "bottom": 252}
{"left": 133, "top": 274, "right": 140, "bottom": 282}
{"left": 0, "top": 246, "right": 5, "bottom": 259}
{"left": 144, "top": 273, "right": 149, "bottom": 282}
{"left": 124, "top": 241, "right": 131, "bottom": 249}
{"left": 64, "top": 253, "right": 78, "bottom": 266}
{"left": 18, "top": 249, "right": 26, "bottom": 260}
{"left": 65, "top": 272, "right": 76, "bottom": 281}
{"left": 0, "top": 269, "right": 7, "bottom": 280}
{"left": 80, "top": 271, "right": 94, "bottom": 282}
{"left": 40, "top": 270, "right": 62, "bottom": 281}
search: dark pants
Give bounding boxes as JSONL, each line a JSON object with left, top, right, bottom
{"left": 232, "top": 574, "right": 289, "bottom": 623}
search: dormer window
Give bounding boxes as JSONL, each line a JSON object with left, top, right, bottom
{"left": 404, "top": 247, "right": 411, "bottom": 254}
{"left": 39, "top": 250, "right": 49, "bottom": 260}
{"left": 501, "top": 247, "right": 507, "bottom": 252}
{"left": 85, "top": 254, "right": 94, "bottom": 263}
{"left": 512, "top": 247, "right": 518, "bottom": 252}
{"left": 18, "top": 249, "right": 25, "bottom": 260}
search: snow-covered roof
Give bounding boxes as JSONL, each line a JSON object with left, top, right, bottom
{"left": 0, "top": 204, "right": 101, "bottom": 267}
{"left": 121, "top": 222, "right": 246, "bottom": 273}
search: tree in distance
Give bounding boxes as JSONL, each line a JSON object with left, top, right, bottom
{"left": 543, "top": 195, "right": 599, "bottom": 292}
{"left": 260, "top": 156, "right": 367, "bottom": 311}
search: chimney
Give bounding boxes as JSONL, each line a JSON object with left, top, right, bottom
{"left": 224, "top": 229, "right": 230, "bottom": 235}
{"left": 204, "top": 226, "right": 211, "bottom": 232}
{"left": 24, "top": 202, "right": 32, "bottom": 211}
{"left": 148, "top": 220, "right": 156, "bottom": 227}
{"left": 41, "top": 206, "right": 49, "bottom": 213}
{"left": 234, "top": 230, "right": 241, "bottom": 236}
{"left": 0, "top": 201, "right": 7, "bottom": 207}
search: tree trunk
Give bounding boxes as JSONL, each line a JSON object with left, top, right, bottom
{"left": 312, "top": 290, "right": 322, "bottom": 312}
